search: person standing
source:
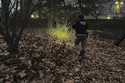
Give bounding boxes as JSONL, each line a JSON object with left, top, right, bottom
{"left": 72, "top": 15, "right": 88, "bottom": 63}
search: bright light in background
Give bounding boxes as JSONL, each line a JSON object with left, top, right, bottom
{"left": 114, "top": 1, "right": 120, "bottom": 14}
{"left": 115, "top": 1, "right": 124, "bottom": 5}
{"left": 30, "top": 14, "right": 39, "bottom": 19}
{"left": 120, "top": 1, "right": 124, "bottom": 5}
{"left": 31, "top": 14, "right": 35, "bottom": 18}
{"left": 107, "top": 16, "right": 112, "bottom": 20}
{"left": 115, "top": 1, "right": 119, "bottom": 5}
{"left": 114, "top": 0, "right": 124, "bottom": 15}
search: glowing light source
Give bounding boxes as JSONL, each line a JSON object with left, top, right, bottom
{"left": 115, "top": 1, "right": 124, "bottom": 5}
{"left": 106, "top": 16, "right": 112, "bottom": 20}
{"left": 115, "top": 1, "right": 119, "bottom": 5}
{"left": 120, "top": 1, "right": 124, "bottom": 5}
{"left": 114, "top": 0, "right": 123, "bottom": 14}
{"left": 31, "top": 14, "right": 35, "bottom": 18}
{"left": 30, "top": 14, "right": 39, "bottom": 19}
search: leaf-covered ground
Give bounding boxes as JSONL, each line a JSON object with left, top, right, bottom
{"left": 0, "top": 31, "right": 125, "bottom": 83}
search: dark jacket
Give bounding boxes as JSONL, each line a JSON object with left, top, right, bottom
{"left": 72, "top": 19, "right": 88, "bottom": 34}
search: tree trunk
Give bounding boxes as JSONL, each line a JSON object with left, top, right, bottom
{"left": 6, "top": 32, "right": 20, "bottom": 53}
{"left": 78, "top": 0, "right": 83, "bottom": 14}
{"left": 7, "top": 40, "right": 19, "bottom": 51}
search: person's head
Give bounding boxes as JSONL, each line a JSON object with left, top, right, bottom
{"left": 78, "top": 15, "right": 84, "bottom": 20}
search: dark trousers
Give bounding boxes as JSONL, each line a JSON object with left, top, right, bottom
{"left": 75, "top": 34, "right": 88, "bottom": 62}
{"left": 75, "top": 34, "right": 87, "bottom": 49}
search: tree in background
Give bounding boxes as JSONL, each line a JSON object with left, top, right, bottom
{"left": 77, "top": 0, "right": 113, "bottom": 19}
{"left": 0, "top": 0, "right": 38, "bottom": 52}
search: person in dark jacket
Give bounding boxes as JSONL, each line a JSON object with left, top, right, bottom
{"left": 72, "top": 15, "right": 88, "bottom": 63}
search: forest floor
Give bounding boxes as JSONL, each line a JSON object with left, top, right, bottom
{"left": 0, "top": 29, "right": 125, "bottom": 83}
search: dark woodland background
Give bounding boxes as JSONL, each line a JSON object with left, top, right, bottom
{"left": 0, "top": 0, "right": 125, "bottom": 83}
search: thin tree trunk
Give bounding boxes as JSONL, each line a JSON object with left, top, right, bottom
{"left": 78, "top": 0, "right": 84, "bottom": 14}
{"left": 6, "top": 32, "right": 19, "bottom": 52}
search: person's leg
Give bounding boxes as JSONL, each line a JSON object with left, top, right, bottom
{"left": 75, "top": 37, "right": 80, "bottom": 46}
{"left": 81, "top": 38, "right": 87, "bottom": 49}
{"left": 79, "top": 38, "right": 87, "bottom": 63}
